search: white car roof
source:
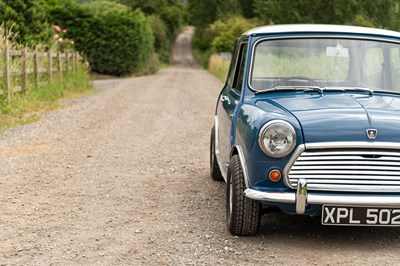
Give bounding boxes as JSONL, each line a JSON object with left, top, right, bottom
{"left": 243, "top": 24, "right": 400, "bottom": 39}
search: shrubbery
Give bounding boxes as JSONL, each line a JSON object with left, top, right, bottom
{"left": 49, "top": 1, "right": 154, "bottom": 76}
{"left": 113, "top": 0, "right": 184, "bottom": 64}
{"left": 204, "top": 16, "right": 261, "bottom": 53}
{"left": 82, "top": 1, "right": 154, "bottom": 76}
{"left": 191, "top": 15, "right": 261, "bottom": 69}
{"left": 0, "top": 0, "right": 51, "bottom": 44}
{"left": 148, "top": 15, "right": 170, "bottom": 63}
{"left": 1, "top": 0, "right": 185, "bottom": 76}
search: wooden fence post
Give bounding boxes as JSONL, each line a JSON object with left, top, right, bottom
{"left": 73, "top": 52, "right": 78, "bottom": 73}
{"left": 65, "top": 50, "right": 69, "bottom": 73}
{"left": 3, "top": 45, "right": 10, "bottom": 103}
{"left": 21, "top": 48, "right": 27, "bottom": 94}
{"left": 1, "top": 48, "right": 83, "bottom": 101}
{"left": 57, "top": 51, "right": 62, "bottom": 81}
{"left": 34, "top": 52, "right": 39, "bottom": 86}
{"left": 48, "top": 51, "right": 52, "bottom": 83}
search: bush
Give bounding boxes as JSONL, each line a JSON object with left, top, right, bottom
{"left": 204, "top": 16, "right": 262, "bottom": 53}
{"left": 49, "top": 1, "right": 154, "bottom": 76}
{"left": 148, "top": 15, "right": 170, "bottom": 63}
{"left": 0, "top": 0, "right": 51, "bottom": 45}
{"left": 81, "top": 1, "right": 154, "bottom": 76}
{"left": 160, "top": 5, "right": 184, "bottom": 39}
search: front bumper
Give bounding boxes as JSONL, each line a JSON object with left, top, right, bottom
{"left": 244, "top": 179, "right": 400, "bottom": 215}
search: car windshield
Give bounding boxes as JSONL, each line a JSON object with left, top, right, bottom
{"left": 250, "top": 38, "right": 400, "bottom": 93}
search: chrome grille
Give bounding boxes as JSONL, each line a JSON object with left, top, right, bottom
{"left": 287, "top": 149, "right": 400, "bottom": 192}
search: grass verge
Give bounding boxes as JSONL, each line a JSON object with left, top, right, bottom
{"left": 208, "top": 53, "right": 230, "bottom": 82}
{"left": 0, "top": 66, "right": 94, "bottom": 129}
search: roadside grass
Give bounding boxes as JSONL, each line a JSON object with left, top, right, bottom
{"left": 0, "top": 66, "right": 94, "bottom": 129}
{"left": 208, "top": 53, "right": 230, "bottom": 82}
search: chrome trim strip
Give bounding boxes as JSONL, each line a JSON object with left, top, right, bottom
{"left": 305, "top": 141, "right": 400, "bottom": 150}
{"left": 290, "top": 170, "right": 400, "bottom": 176}
{"left": 214, "top": 115, "right": 227, "bottom": 181}
{"left": 244, "top": 188, "right": 400, "bottom": 207}
{"left": 243, "top": 189, "right": 295, "bottom": 203}
{"left": 307, "top": 194, "right": 400, "bottom": 206}
{"left": 292, "top": 184, "right": 400, "bottom": 191}
{"left": 248, "top": 36, "right": 400, "bottom": 92}
{"left": 283, "top": 144, "right": 305, "bottom": 188}
{"left": 292, "top": 165, "right": 400, "bottom": 170}
{"left": 294, "top": 160, "right": 400, "bottom": 166}
{"left": 296, "top": 179, "right": 307, "bottom": 214}
{"left": 299, "top": 150, "right": 400, "bottom": 156}
{"left": 231, "top": 145, "right": 250, "bottom": 188}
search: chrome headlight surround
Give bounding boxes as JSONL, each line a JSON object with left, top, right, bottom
{"left": 258, "top": 120, "right": 297, "bottom": 158}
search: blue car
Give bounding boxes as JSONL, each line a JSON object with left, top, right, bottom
{"left": 210, "top": 24, "right": 400, "bottom": 236}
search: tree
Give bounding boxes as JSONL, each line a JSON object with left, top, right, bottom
{"left": 253, "top": 0, "right": 359, "bottom": 25}
{"left": 0, "top": 0, "right": 51, "bottom": 44}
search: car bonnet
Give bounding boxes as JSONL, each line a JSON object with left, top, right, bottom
{"left": 256, "top": 92, "right": 400, "bottom": 143}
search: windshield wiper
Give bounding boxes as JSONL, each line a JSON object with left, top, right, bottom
{"left": 370, "top": 89, "right": 400, "bottom": 96}
{"left": 255, "top": 86, "right": 324, "bottom": 95}
{"left": 324, "top": 87, "right": 374, "bottom": 95}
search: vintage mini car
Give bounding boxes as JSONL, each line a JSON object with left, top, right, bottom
{"left": 210, "top": 24, "right": 400, "bottom": 236}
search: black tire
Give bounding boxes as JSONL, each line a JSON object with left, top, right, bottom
{"left": 210, "top": 126, "right": 223, "bottom": 181}
{"left": 226, "top": 155, "right": 261, "bottom": 236}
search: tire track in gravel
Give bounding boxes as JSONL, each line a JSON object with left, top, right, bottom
{"left": 1, "top": 27, "right": 400, "bottom": 265}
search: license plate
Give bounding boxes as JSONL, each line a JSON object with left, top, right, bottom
{"left": 322, "top": 205, "right": 400, "bottom": 226}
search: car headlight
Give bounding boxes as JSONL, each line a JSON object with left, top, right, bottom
{"left": 258, "top": 120, "right": 296, "bottom": 158}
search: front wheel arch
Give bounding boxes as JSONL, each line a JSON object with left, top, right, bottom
{"left": 229, "top": 145, "right": 250, "bottom": 188}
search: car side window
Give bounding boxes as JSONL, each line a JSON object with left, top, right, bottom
{"left": 226, "top": 43, "right": 240, "bottom": 88}
{"left": 232, "top": 43, "right": 248, "bottom": 93}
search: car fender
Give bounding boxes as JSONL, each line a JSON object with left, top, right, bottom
{"left": 230, "top": 144, "right": 250, "bottom": 188}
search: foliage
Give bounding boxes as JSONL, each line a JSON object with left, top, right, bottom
{"left": 49, "top": 1, "right": 154, "bottom": 76}
{"left": 355, "top": 1, "right": 400, "bottom": 30}
{"left": 253, "top": 0, "right": 356, "bottom": 25}
{"left": 205, "top": 16, "right": 262, "bottom": 52}
{"left": 148, "top": 15, "right": 170, "bottom": 63}
{"left": 0, "top": 0, "right": 51, "bottom": 45}
{"left": 252, "top": 0, "right": 400, "bottom": 31}
{"left": 159, "top": 5, "right": 184, "bottom": 39}
{"left": 111, "top": 0, "right": 185, "bottom": 66}
{"left": 186, "top": 0, "right": 218, "bottom": 32}
{"left": 113, "top": 0, "right": 184, "bottom": 39}
{"left": 115, "top": 0, "right": 168, "bottom": 15}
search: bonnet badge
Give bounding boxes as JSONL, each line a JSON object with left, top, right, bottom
{"left": 366, "top": 129, "right": 378, "bottom": 140}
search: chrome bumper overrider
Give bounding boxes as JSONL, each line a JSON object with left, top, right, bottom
{"left": 244, "top": 179, "right": 400, "bottom": 215}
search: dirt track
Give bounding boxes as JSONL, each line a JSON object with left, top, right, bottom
{"left": 1, "top": 28, "right": 400, "bottom": 265}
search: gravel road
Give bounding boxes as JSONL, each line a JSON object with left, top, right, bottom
{"left": 1, "top": 28, "right": 400, "bottom": 265}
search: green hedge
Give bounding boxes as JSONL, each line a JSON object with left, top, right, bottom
{"left": 148, "top": 15, "right": 170, "bottom": 63}
{"left": 204, "top": 16, "right": 262, "bottom": 52}
{"left": 0, "top": 0, "right": 51, "bottom": 44}
{"left": 49, "top": 1, "right": 154, "bottom": 76}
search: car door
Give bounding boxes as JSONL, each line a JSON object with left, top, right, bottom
{"left": 217, "top": 39, "right": 248, "bottom": 173}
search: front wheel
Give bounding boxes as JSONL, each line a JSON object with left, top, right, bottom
{"left": 226, "top": 155, "right": 261, "bottom": 236}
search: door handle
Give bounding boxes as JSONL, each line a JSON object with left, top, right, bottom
{"left": 220, "top": 95, "right": 231, "bottom": 104}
